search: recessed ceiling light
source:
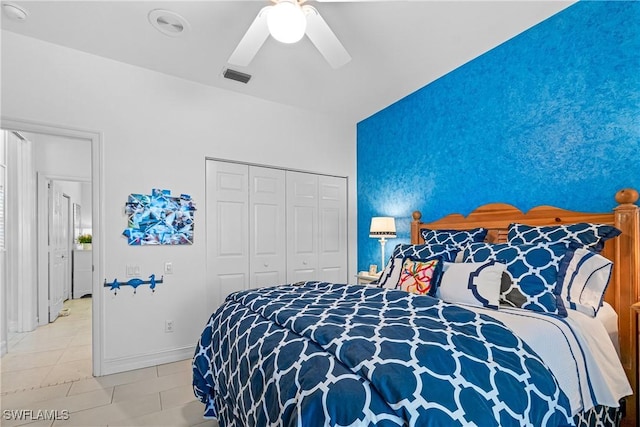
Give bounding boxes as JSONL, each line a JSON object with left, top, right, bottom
{"left": 2, "top": 2, "right": 28, "bottom": 22}
{"left": 148, "top": 9, "right": 190, "bottom": 37}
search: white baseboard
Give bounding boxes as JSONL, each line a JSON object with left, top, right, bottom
{"left": 100, "top": 345, "right": 195, "bottom": 376}
{"left": 0, "top": 339, "right": 7, "bottom": 357}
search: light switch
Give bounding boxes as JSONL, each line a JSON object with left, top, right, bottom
{"left": 164, "top": 262, "right": 173, "bottom": 274}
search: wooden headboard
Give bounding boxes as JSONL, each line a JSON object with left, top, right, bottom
{"left": 410, "top": 188, "right": 639, "bottom": 427}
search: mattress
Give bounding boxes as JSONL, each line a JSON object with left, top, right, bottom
{"left": 595, "top": 301, "right": 620, "bottom": 357}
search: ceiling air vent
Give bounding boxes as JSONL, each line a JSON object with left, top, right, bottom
{"left": 223, "top": 68, "right": 251, "bottom": 84}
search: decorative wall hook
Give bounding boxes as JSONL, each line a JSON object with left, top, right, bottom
{"left": 104, "top": 274, "right": 164, "bottom": 295}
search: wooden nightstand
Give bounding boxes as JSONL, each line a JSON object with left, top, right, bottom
{"left": 356, "top": 271, "right": 381, "bottom": 285}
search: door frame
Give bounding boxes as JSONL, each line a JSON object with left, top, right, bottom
{"left": 1, "top": 117, "right": 104, "bottom": 376}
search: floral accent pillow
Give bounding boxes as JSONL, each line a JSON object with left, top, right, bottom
{"left": 397, "top": 258, "right": 442, "bottom": 296}
{"left": 378, "top": 244, "right": 459, "bottom": 289}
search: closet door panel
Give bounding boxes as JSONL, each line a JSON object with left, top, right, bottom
{"left": 286, "top": 171, "right": 318, "bottom": 282}
{"left": 250, "top": 167, "right": 286, "bottom": 288}
{"left": 218, "top": 202, "right": 245, "bottom": 256}
{"left": 206, "top": 160, "right": 249, "bottom": 309}
{"left": 252, "top": 271, "right": 281, "bottom": 288}
{"left": 318, "top": 176, "right": 347, "bottom": 283}
{"left": 253, "top": 204, "right": 278, "bottom": 254}
{"left": 218, "top": 274, "right": 246, "bottom": 301}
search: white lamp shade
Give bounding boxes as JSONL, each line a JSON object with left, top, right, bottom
{"left": 267, "top": 0, "right": 307, "bottom": 44}
{"left": 369, "top": 217, "right": 396, "bottom": 238}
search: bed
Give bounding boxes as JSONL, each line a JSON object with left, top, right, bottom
{"left": 193, "top": 188, "right": 639, "bottom": 427}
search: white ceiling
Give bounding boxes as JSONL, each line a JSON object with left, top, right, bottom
{"left": 1, "top": 1, "right": 575, "bottom": 122}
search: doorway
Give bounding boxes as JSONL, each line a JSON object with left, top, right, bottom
{"left": 36, "top": 175, "right": 92, "bottom": 326}
{"left": 0, "top": 117, "right": 103, "bottom": 376}
{"left": 27, "top": 174, "right": 94, "bottom": 389}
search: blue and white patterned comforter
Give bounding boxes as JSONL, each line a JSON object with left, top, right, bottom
{"left": 193, "top": 282, "right": 573, "bottom": 426}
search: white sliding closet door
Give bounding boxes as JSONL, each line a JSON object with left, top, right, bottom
{"left": 206, "top": 160, "right": 348, "bottom": 310}
{"left": 286, "top": 171, "right": 319, "bottom": 282}
{"left": 205, "top": 161, "right": 249, "bottom": 309}
{"left": 318, "top": 176, "right": 347, "bottom": 283}
{"left": 249, "top": 167, "right": 286, "bottom": 288}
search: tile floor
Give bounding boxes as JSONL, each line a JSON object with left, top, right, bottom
{"left": 1, "top": 298, "right": 218, "bottom": 427}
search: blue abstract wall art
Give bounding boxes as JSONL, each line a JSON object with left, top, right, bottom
{"left": 123, "top": 189, "right": 196, "bottom": 245}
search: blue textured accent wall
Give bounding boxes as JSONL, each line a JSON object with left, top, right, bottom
{"left": 357, "top": 1, "right": 640, "bottom": 271}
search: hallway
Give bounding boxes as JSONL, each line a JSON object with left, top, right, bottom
{"left": 2, "top": 298, "right": 92, "bottom": 393}
{"left": 0, "top": 298, "right": 215, "bottom": 426}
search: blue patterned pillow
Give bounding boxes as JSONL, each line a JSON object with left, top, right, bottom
{"left": 378, "top": 244, "right": 459, "bottom": 289}
{"left": 463, "top": 242, "right": 569, "bottom": 316}
{"left": 420, "top": 228, "right": 488, "bottom": 251}
{"left": 507, "top": 223, "right": 620, "bottom": 253}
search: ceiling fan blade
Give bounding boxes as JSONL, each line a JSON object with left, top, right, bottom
{"left": 228, "top": 6, "right": 271, "bottom": 67}
{"left": 302, "top": 5, "right": 351, "bottom": 69}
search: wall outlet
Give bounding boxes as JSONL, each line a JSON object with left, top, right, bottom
{"left": 126, "top": 265, "right": 140, "bottom": 277}
{"left": 164, "top": 262, "right": 173, "bottom": 274}
{"left": 165, "top": 320, "right": 174, "bottom": 333}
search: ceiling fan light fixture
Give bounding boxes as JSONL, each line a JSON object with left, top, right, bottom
{"left": 267, "top": 0, "right": 306, "bottom": 44}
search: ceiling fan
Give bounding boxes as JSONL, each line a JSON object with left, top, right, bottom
{"left": 228, "top": 0, "right": 352, "bottom": 69}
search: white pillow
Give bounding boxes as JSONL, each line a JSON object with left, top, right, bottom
{"left": 438, "top": 261, "right": 506, "bottom": 309}
{"left": 558, "top": 247, "right": 613, "bottom": 317}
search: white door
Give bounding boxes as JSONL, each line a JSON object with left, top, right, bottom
{"left": 48, "top": 181, "right": 68, "bottom": 322}
{"left": 249, "top": 167, "right": 286, "bottom": 288}
{"left": 318, "top": 176, "right": 348, "bottom": 283}
{"left": 286, "top": 171, "right": 319, "bottom": 282}
{"left": 206, "top": 161, "right": 249, "bottom": 309}
{"left": 62, "top": 194, "right": 71, "bottom": 301}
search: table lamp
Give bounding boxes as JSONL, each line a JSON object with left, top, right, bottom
{"left": 369, "top": 217, "right": 396, "bottom": 272}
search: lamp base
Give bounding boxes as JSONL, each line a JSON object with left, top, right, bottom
{"left": 379, "top": 237, "right": 387, "bottom": 273}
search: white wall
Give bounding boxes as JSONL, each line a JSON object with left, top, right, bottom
{"left": 30, "top": 131, "right": 92, "bottom": 235}
{"left": 31, "top": 133, "right": 91, "bottom": 180}
{"left": 0, "top": 132, "right": 5, "bottom": 356}
{"left": 1, "top": 31, "right": 357, "bottom": 374}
